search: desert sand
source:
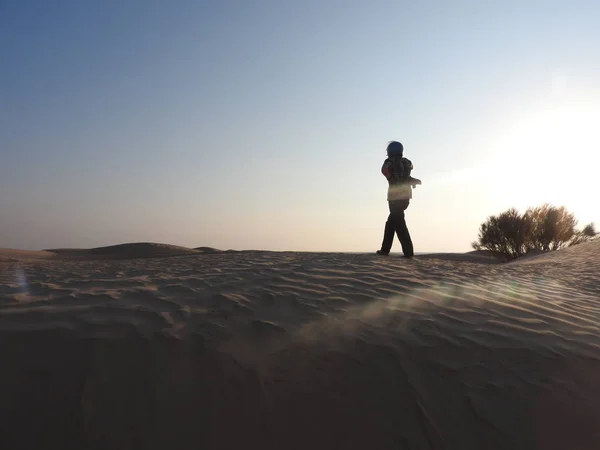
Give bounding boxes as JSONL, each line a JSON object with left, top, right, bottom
{"left": 0, "top": 240, "right": 599, "bottom": 449}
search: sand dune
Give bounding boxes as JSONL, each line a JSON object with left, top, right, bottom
{"left": 44, "top": 242, "right": 207, "bottom": 260}
{"left": 1, "top": 240, "right": 599, "bottom": 449}
{"left": 0, "top": 248, "right": 57, "bottom": 262}
{"left": 193, "top": 246, "right": 224, "bottom": 254}
{"left": 0, "top": 243, "right": 228, "bottom": 264}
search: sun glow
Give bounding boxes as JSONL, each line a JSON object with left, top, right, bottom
{"left": 486, "top": 99, "right": 600, "bottom": 219}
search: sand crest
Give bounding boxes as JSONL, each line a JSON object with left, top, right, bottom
{"left": 0, "top": 240, "right": 599, "bottom": 449}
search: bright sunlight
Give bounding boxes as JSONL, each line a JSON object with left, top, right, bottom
{"left": 485, "top": 98, "right": 599, "bottom": 219}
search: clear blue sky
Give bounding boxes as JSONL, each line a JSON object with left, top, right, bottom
{"left": 2, "top": 0, "right": 599, "bottom": 252}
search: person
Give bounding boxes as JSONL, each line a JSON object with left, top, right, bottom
{"left": 376, "top": 141, "right": 421, "bottom": 258}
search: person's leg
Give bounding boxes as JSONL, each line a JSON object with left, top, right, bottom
{"left": 378, "top": 209, "right": 396, "bottom": 255}
{"left": 391, "top": 200, "right": 414, "bottom": 257}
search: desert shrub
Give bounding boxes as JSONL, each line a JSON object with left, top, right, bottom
{"left": 472, "top": 204, "right": 596, "bottom": 260}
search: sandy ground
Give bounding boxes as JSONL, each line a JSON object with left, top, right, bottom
{"left": 0, "top": 241, "right": 599, "bottom": 449}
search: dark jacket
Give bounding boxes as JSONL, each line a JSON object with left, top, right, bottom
{"left": 381, "top": 156, "right": 414, "bottom": 201}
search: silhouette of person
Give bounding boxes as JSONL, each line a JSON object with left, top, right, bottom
{"left": 377, "top": 141, "right": 420, "bottom": 258}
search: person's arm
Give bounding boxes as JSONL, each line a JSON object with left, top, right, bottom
{"left": 402, "top": 158, "right": 421, "bottom": 187}
{"left": 408, "top": 176, "right": 422, "bottom": 187}
{"left": 381, "top": 158, "right": 392, "bottom": 180}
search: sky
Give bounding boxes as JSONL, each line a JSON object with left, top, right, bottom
{"left": 1, "top": 0, "right": 599, "bottom": 253}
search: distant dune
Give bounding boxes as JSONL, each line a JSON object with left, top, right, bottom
{"left": 0, "top": 249, "right": 56, "bottom": 262}
{"left": 193, "top": 246, "right": 223, "bottom": 254}
{"left": 1, "top": 243, "right": 234, "bottom": 262}
{"left": 38, "top": 243, "right": 223, "bottom": 260}
{"left": 71, "top": 243, "right": 200, "bottom": 259}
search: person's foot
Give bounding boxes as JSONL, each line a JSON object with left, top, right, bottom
{"left": 376, "top": 250, "right": 389, "bottom": 256}
{"left": 402, "top": 254, "right": 414, "bottom": 259}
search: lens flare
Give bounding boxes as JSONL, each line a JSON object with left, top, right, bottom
{"left": 15, "top": 268, "right": 28, "bottom": 295}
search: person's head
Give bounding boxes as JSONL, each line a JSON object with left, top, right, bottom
{"left": 386, "top": 141, "right": 403, "bottom": 157}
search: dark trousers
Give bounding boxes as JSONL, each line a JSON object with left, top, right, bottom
{"left": 380, "top": 200, "right": 414, "bottom": 256}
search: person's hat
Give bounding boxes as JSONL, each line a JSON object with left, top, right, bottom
{"left": 386, "top": 141, "right": 403, "bottom": 157}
